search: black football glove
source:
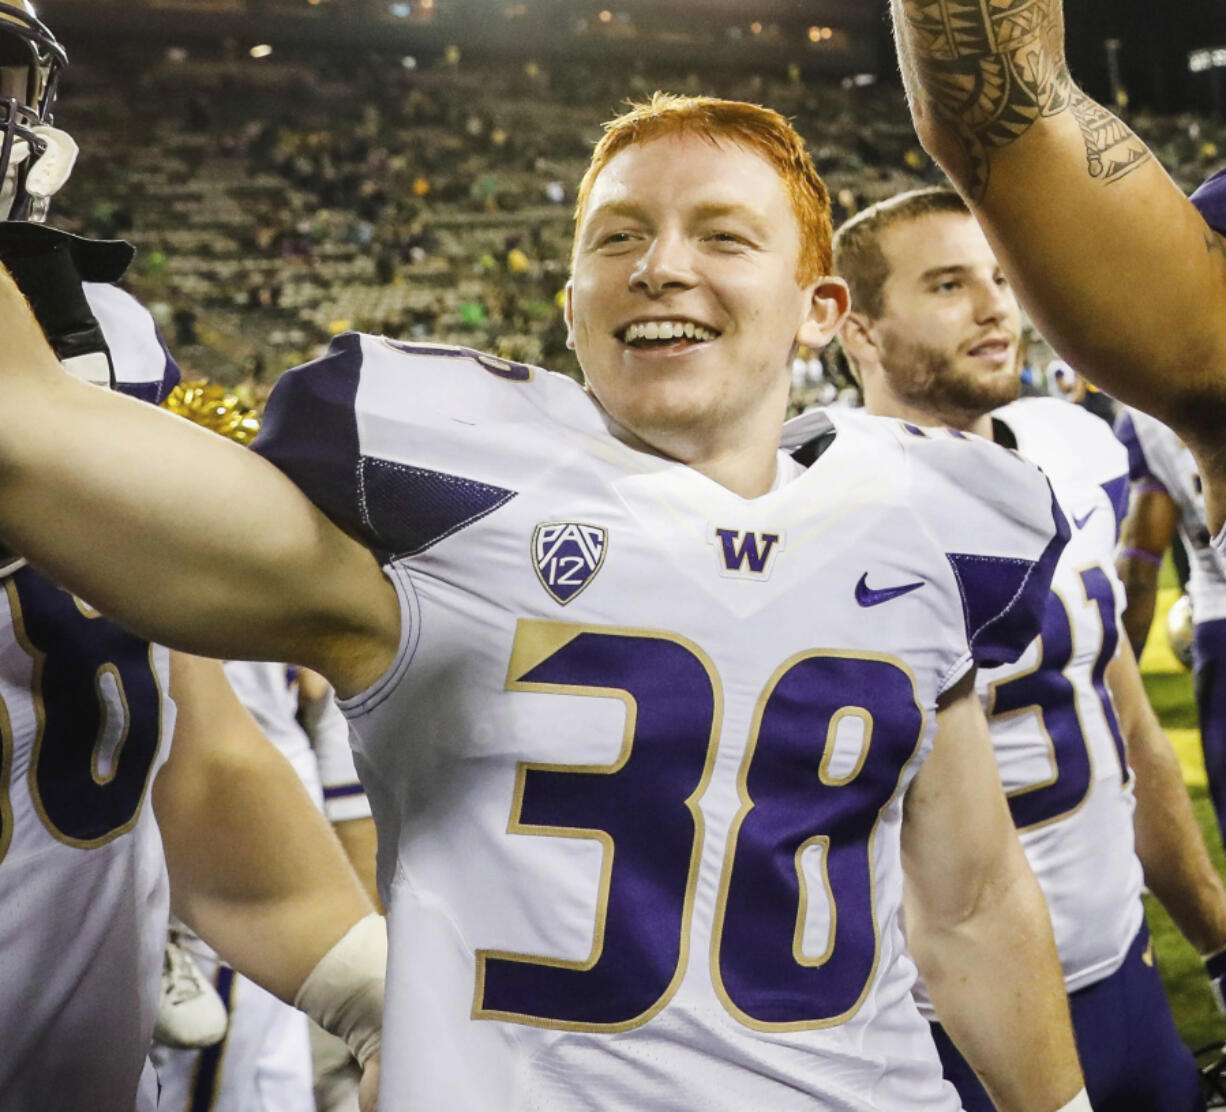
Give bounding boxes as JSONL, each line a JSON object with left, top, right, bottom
{"left": 0, "top": 221, "right": 133, "bottom": 387}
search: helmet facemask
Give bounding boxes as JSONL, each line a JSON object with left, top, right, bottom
{"left": 0, "top": 1, "right": 66, "bottom": 222}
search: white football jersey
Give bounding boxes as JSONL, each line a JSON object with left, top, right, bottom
{"left": 1116, "top": 405, "right": 1226, "bottom": 623}
{"left": 977, "top": 399, "right": 1142, "bottom": 995}
{"left": 0, "top": 286, "right": 180, "bottom": 1111}
{"left": 253, "top": 335, "right": 1067, "bottom": 1111}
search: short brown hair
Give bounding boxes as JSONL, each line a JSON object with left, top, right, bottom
{"left": 834, "top": 187, "right": 969, "bottom": 319}
{"left": 573, "top": 92, "right": 833, "bottom": 284}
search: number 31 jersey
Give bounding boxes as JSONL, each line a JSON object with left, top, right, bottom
{"left": 973, "top": 399, "right": 1140, "bottom": 996}
{"left": 0, "top": 285, "right": 179, "bottom": 1112}
{"left": 254, "top": 335, "right": 1067, "bottom": 1112}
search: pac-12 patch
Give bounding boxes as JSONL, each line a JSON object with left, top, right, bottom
{"left": 532, "top": 522, "right": 608, "bottom": 605}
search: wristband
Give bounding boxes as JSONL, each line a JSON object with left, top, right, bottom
{"left": 294, "top": 912, "right": 386, "bottom": 1066}
{"left": 1055, "top": 1090, "right": 1092, "bottom": 1112}
{"left": 1118, "top": 546, "right": 1162, "bottom": 567}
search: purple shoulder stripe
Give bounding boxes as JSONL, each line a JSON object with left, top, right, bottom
{"left": 1100, "top": 474, "right": 1130, "bottom": 542}
{"left": 1192, "top": 167, "right": 1226, "bottom": 235}
{"left": 114, "top": 327, "right": 179, "bottom": 405}
{"left": 252, "top": 333, "right": 368, "bottom": 545}
{"left": 253, "top": 333, "right": 518, "bottom": 561}
{"left": 946, "top": 487, "right": 1069, "bottom": 668}
{"left": 1113, "top": 410, "right": 1155, "bottom": 485}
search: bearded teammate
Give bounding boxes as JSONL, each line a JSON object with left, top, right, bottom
{"left": 889, "top": 0, "right": 1226, "bottom": 550}
{"left": 1115, "top": 408, "right": 1226, "bottom": 859}
{"left": 153, "top": 659, "right": 376, "bottom": 1112}
{"left": 0, "top": 9, "right": 384, "bottom": 1110}
{"left": 819, "top": 185, "right": 1226, "bottom": 1109}
{"left": 0, "top": 93, "right": 1096, "bottom": 1110}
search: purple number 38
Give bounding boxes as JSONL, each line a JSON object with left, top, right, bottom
{"left": 475, "top": 623, "right": 925, "bottom": 1032}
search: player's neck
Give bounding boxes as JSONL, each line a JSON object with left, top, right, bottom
{"left": 603, "top": 411, "right": 786, "bottom": 499}
{"left": 863, "top": 385, "right": 995, "bottom": 440}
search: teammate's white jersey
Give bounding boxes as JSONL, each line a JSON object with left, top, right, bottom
{"left": 1116, "top": 405, "right": 1226, "bottom": 623}
{"left": 0, "top": 285, "right": 179, "bottom": 1112}
{"left": 254, "top": 335, "right": 1066, "bottom": 1111}
{"left": 930, "top": 399, "right": 1143, "bottom": 1010}
{"left": 220, "top": 660, "right": 369, "bottom": 821}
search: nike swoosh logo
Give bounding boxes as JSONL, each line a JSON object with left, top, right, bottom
{"left": 1073, "top": 508, "right": 1098, "bottom": 530}
{"left": 855, "top": 573, "right": 925, "bottom": 607}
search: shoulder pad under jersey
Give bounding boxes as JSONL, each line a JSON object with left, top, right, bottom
{"left": 995, "top": 397, "right": 1129, "bottom": 529}
{"left": 885, "top": 418, "right": 1069, "bottom": 668}
{"left": 251, "top": 334, "right": 594, "bottom": 562}
{"left": 1113, "top": 405, "right": 1168, "bottom": 490}
{"left": 83, "top": 283, "right": 180, "bottom": 404}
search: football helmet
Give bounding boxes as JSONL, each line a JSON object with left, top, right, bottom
{"left": 0, "top": 1, "right": 67, "bottom": 221}
{"left": 1167, "top": 592, "right": 1195, "bottom": 671}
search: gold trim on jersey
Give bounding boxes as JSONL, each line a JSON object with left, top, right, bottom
{"left": 1076, "top": 562, "right": 1132, "bottom": 789}
{"left": 986, "top": 562, "right": 1124, "bottom": 833}
{"left": 471, "top": 619, "right": 722, "bottom": 1033}
{"left": 0, "top": 693, "right": 14, "bottom": 865}
{"left": 820, "top": 708, "right": 873, "bottom": 786}
{"left": 709, "top": 649, "right": 926, "bottom": 1033}
{"left": 7, "top": 577, "right": 165, "bottom": 850}
{"left": 90, "top": 663, "right": 130, "bottom": 787}
{"left": 791, "top": 835, "right": 836, "bottom": 968}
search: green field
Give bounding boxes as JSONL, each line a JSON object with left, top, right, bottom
{"left": 1143, "top": 583, "right": 1225, "bottom": 1056}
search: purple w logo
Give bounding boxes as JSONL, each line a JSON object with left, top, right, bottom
{"left": 714, "top": 528, "right": 782, "bottom": 577}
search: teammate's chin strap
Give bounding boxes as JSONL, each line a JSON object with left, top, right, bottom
{"left": 0, "top": 126, "right": 79, "bottom": 224}
{"left": 294, "top": 912, "right": 386, "bottom": 1068}
{"left": 0, "top": 221, "right": 134, "bottom": 388}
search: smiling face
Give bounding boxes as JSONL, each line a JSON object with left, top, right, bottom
{"left": 852, "top": 211, "right": 1022, "bottom": 425}
{"left": 566, "top": 131, "right": 845, "bottom": 480}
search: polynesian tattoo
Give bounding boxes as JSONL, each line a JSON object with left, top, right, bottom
{"left": 894, "top": 0, "right": 1151, "bottom": 200}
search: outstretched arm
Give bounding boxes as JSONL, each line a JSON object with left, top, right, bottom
{"left": 0, "top": 266, "right": 398, "bottom": 695}
{"left": 890, "top": 0, "right": 1226, "bottom": 528}
{"left": 902, "top": 672, "right": 1085, "bottom": 1112}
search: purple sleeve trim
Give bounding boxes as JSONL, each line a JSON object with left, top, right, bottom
{"left": 1113, "top": 410, "right": 1154, "bottom": 484}
{"left": 946, "top": 484, "right": 1070, "bottom": 668}
{"left": 1192, "top": 167, "right": 1226, "bottom": 236}
{"left": 323, "top": 783, "right": 366, "bottom": 800}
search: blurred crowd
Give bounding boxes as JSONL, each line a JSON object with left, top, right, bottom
{"left": 48, "top": 47, "right": 1226, "bottom": 406}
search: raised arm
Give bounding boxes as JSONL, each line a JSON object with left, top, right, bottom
{"left": 902, "top": 672, "right": 1085, "bottom": 1112}
{"left": 890, "top": 0, "right": 1226, "bottom": 527}
{"left": 0, "top": 265, "right": 398, "bottom": 695}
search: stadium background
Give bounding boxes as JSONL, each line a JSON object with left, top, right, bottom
{"left": 31, "top": 0, "right": 1226, "bottom": 1055}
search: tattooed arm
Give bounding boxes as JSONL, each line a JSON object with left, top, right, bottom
{"left": 891, "top": 0, "right": 1226, "bottom": 532}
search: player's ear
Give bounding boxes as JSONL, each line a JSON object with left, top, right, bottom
{"left": 564, "top": 282, "right": 576, "bottom": 351}
{"left": 796, "top": 277, "right": 850, "bottom": 349}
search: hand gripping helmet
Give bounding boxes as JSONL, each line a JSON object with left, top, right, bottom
{"left": 0, "top": 1, "right": 67, "bottom": 222}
